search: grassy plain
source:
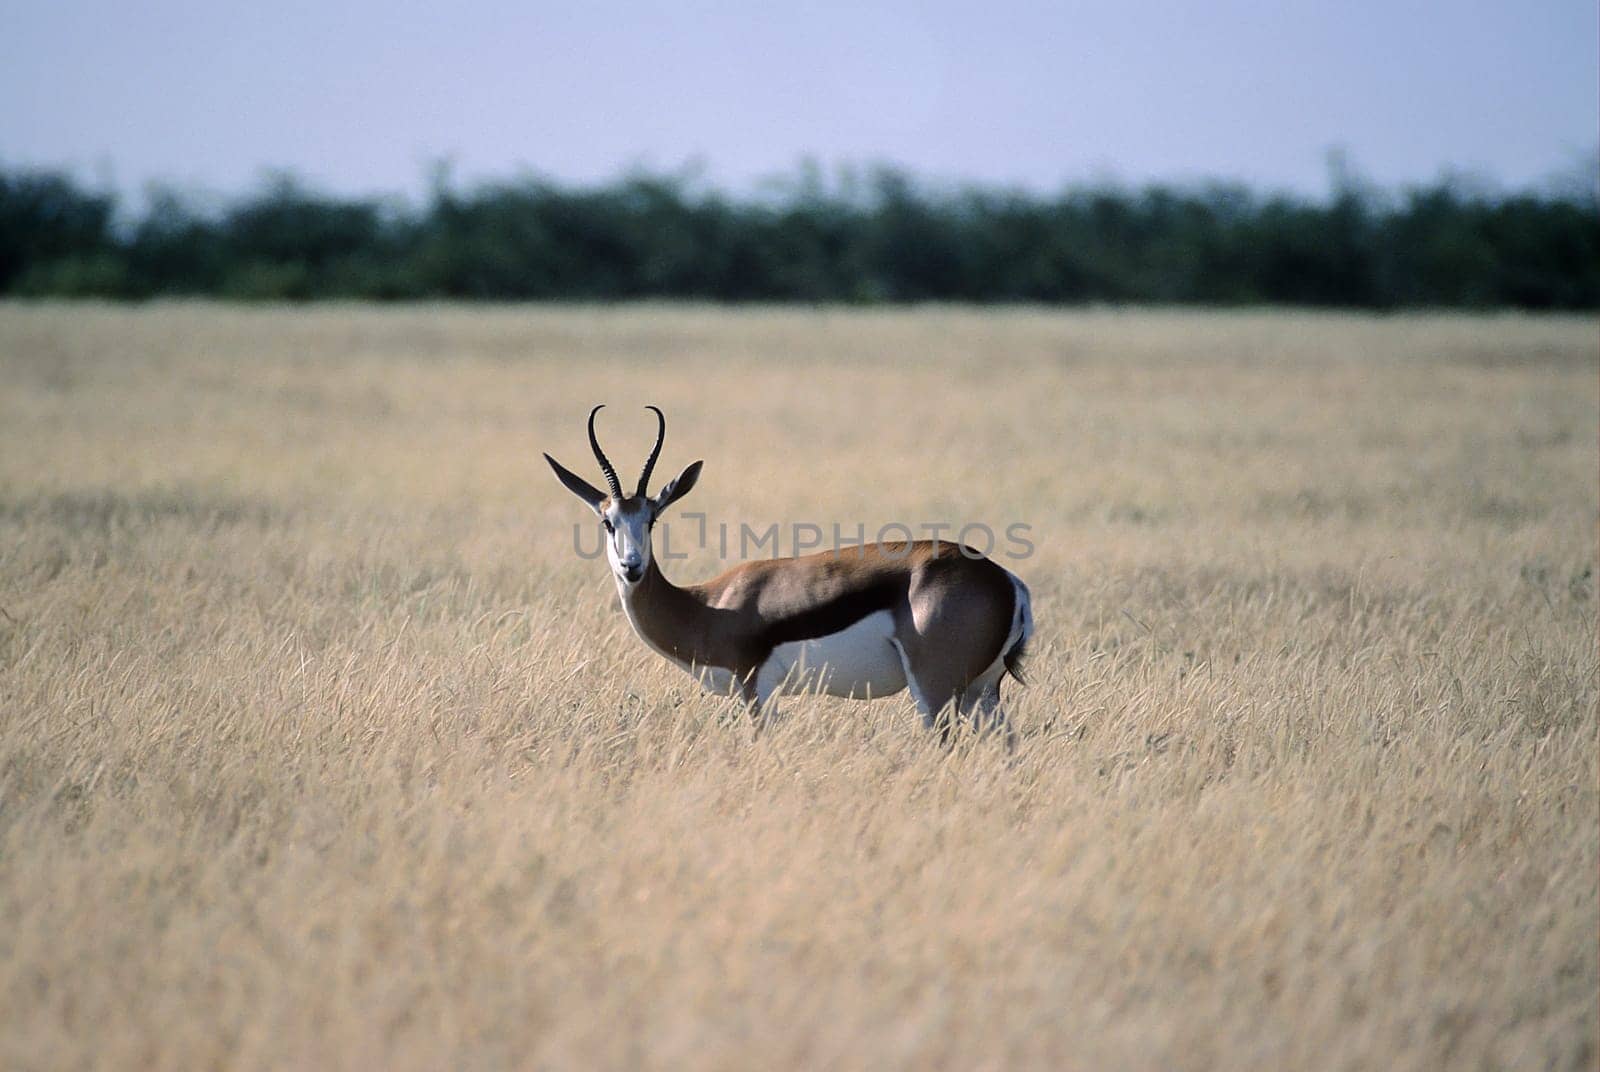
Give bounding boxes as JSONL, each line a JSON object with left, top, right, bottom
{"left": 0, "top": 304, "right": 1595, "bottom": 1070}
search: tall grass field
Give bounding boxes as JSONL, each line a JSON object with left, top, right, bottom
{"left": 1, "top": 304, "right": 1595, "bottom": 1069}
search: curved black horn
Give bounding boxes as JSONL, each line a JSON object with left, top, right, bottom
{"left": 587, "top": 405, "right": 622, "bottom": 498}
{"left": 637, "top": 405, "right": 666, "bottom": 497}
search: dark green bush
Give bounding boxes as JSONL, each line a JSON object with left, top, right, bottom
{"left": 0, "top": 162, "right": 1594, "bottom": 307}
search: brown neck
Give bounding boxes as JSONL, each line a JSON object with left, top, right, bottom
{"left": 618, "top": 558, "right": 719, "bottom": 668}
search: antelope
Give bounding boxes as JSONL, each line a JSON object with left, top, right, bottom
{"left": 544, "top": 405, "right": 1034, "bottom": 736}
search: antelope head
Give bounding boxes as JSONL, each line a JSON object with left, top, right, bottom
{"left": 544, "top": 405, "right": 703, "bottom": 587}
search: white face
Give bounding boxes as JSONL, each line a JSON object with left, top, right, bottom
{"left": 600, "top": 498, "right": 654, "bottom": 587}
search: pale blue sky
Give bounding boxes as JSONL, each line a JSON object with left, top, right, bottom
{"left": 4, "top": 0, "right": 1596, "bottom": 200}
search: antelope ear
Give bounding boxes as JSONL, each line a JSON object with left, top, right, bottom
{"left": 652, "top": 460, "right": 703, "bottom": 515}
{"left": 544, "top": 453, "right": 607, "bottom": 514}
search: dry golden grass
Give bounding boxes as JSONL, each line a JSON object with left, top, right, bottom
{"left": 0, "top": 303, "right": 1595, "bottom": 1070}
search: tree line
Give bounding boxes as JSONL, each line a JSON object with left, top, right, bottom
{"left": 2, "top": 162, "right": 1595, "bottom": 307}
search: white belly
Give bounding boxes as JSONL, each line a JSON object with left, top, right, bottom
{"left": 755, "top": 609, "right": 908, "bottom": 702}
{"left": 690, "top": 663, "right": 739, "bottom": 696}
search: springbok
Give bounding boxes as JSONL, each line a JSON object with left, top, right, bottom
{"left": 544, "top": 406, "right": 1034, "bottom": 735}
